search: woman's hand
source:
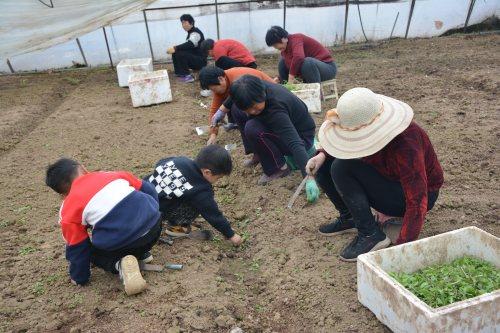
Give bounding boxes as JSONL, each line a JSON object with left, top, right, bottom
{"left": 306, "top": 152, "right": 326, "bottom": 176}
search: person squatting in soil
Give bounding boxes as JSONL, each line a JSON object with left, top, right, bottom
{"left": 144, "top": 145, "right": 243, "bottom": 246}
{"left": 198, "top": 65, "right": 274, "bottom": 147}
{"left": 200, "top": 38, "right": 257, "bottom": 70}
{"left": 265, "top": 26, "right": 337, "bottom": 84}
{"left": 45, "top": 158, "right": 162, "bottom": 295}
{"left": 306, "top": 87, "right": 444, "bottom": 261}
{"left": 167, "top": 14, "right": 207, "bottom": 83}
{"left": 228, "top": 75, "right": 320, "bottom": 201}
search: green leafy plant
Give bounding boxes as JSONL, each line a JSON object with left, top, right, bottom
{"left": 283, "top": 82, "right": 298, "bottom": 92}
{"left": 19, "top": 246, "right": 37, "bottom": 255}
{"left": 32, "top": 281, "right": 45, "bottom": 296}
{"left": 390, "top": 256, "right": 500, "bottom": 308}
{"left": 249, "top": 259, "right": 261, "bottom": 272}
{"left": 255, "top": 304, "right": 266, "bottom": 312}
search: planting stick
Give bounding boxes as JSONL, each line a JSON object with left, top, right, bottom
{"left": 287, "top": 176, "right": 309, "bottom": 209}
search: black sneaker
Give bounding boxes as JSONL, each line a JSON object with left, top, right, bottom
{"left": 339, "top": 229, "right": 390, "bottom": 262}
{"left": 318, "top": 216, "right": 356, "bottom": 236}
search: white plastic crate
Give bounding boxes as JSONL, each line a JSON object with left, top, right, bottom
{"left": 290, "top": 83, "right": 322, "bottom": 113}
{"left": 357, "top": 226, "right": 499, "bottom": 333}
{"left": 116, "top": 58, "right": 153, "bottom": 87}
{"left": 128, "top": 70, "right": 172, "bottom": 107}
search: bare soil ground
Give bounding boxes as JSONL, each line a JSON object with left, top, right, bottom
{"left": 0, "top": 34, "right": 499, "bottom": 333}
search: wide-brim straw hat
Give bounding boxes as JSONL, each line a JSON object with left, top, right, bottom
{"left": 318, "top": 87, "right": 414, "bottom": 159}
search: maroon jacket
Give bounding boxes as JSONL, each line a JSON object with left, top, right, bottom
{"left": 321, "top": 122, "right": 444, "bottom": 244}
{"left": 281, "top": 33, "right": 334, "bottom": 77}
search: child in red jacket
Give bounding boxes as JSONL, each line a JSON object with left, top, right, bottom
{"left": 45, "top": 158, "right": 161, "bottom": 295}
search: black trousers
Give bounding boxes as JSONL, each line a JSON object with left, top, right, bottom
{"left": 160, "top": 201, "right": 199, "bottom": 226}
{"left": 90, "top": 219, "right": 162, "bottom": 274}
{"left": 215, "top": 56, "right": 257, "bottom": 70}
{"left": 315, "top": 158, "right": 438, "bottom": 236}
{"left": 172, "top": 50, "right": 207, "bottom": 76}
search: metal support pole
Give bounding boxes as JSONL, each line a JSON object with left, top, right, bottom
{"left": 102, "top": 27, "right": 114, "bottom": 68}
{"left": 464, "top": 0, "right": 476, "bottom": 32}
{"left": 283, "top": 0, "right": 286, "bottom": 29}
{"left": 405, "top": 0, "right": 416, "bottom": 39}
{"left": 343, "top": 0, "right": 349, "bottom": 44}
{"left": 389, "top": 12, "right": 399, "bottom": 39}
{"left": 75, "top": 38, "right": 88, "bottom": 67}
{"left": 215, "top": 0, "right": 220, "bottom": 40}
{"left": 37, "top": 0, "right": 54, "bottom": 8}
{"left": 6, "top": 59, "right": 15, "bottom": 73}
{"left": 143, "top": 10, "right": 155, "bottom": 61}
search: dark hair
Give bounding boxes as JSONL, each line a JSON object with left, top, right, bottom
{"left": 200, "top": 39, "right": 215, "bottom": 56}
{"left": 199, "top": 65, "right": 225, "bottom": 89}
{"left": 229, "top": 75, "right": 267, "bottom": 110}
{"left": 265, "top": 26, "right": 288, "bottom": 46}
{"left": 45, "top": 158, "right": 81, "bottom": 195}
{"left": 180, "top": 14, "right": 195, "bottom": 25}
{"left": 195, "top": 145, "right": 232, "bottom": 176}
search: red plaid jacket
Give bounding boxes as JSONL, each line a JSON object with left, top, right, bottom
{"left": 321, "top": 122, "right": 444, "bottom": 244}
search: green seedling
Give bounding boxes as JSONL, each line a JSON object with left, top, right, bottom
{"left": 63, "top": 77, "right": 80, "bottom": 85}
{"left": 249, "top": 259, "right": 261, "bottom": 272}
{"left": 32, "top": 281, "right": 45, "bottom": 296}
{"left": 69, "top": 294, "right": 83, "bottom": 309}
{"left": 255, "top": 304, "right": 266, "bottom": 313}
{"left": 212, "top": 235, "right": 222, "bottom": 244}
{"left": 0, "top": 219, "right": 12, "bottom": 228}
{"left": 14, "top": 205, "right": 31, "bottom": 214}
{"left": 19, "top": 246, "right": 37, "bottom": 255}
{"left": 234, "top": 273, "right": 244, "bottom": 283}
{"left": 45, "top": 274, "right": 61, "bottom": 285}
{"left": 390, "top": 256, "right": 500, "bottom": 308}
{"left": 237, "top": 218, "right": 251, "bottom": 229}
{"left": 241, "top": 231, "right": 251, "bottom": 242}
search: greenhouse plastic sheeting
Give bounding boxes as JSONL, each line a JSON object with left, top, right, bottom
{"left": 0, "top": 0, "right": 155, "bottom": 58}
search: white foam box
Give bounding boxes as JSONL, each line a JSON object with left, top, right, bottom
{"left": 116, "top": 58, "right": 153, "bottom": 87}
{"left": 357, "top": 226, "right": 499, "bottom": 333}
{"left": 290, "top": 83, "right": 322, "bottom": 113}
{"left": 128, "top": 70, "right": 173, "bottom": 107}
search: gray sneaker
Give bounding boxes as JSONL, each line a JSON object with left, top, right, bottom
{"left": 257, "top": 166, "right": 291, "bottom": 185}
{"left": 118, "top": 255, "right": 147, "bottom": 295}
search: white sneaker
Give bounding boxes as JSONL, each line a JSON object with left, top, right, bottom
{"left": 200, "top": 89, "right": 212, "bottom": 97}
{"left": 118, "top": 255, "right": 147, "bottom": 296}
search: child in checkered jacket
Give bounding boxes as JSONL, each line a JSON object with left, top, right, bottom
{"left": 145, "top": 145, "right": 242, "bottom": 246}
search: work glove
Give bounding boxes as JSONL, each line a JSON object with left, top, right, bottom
{"left": 305, "top": 179, "right": 320, "bottom": 203}
{"left": 211, "top": 109, "right": 226, "bottom": 127}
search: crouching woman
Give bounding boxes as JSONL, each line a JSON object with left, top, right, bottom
{"left": 306, "top": 87, "right": 444, "bottom": 261}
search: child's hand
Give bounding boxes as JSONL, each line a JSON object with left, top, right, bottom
{"left": 229, "top": 234, "right": 243, "bottom": 246}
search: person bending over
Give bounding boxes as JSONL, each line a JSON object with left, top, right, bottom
{"left": 45, "top": 158, "right": 161, "bottom": 295}
{"left": 229, "top": 75, "right": 320, "bottom": 205}
{"left": 145, "top": 145, "right": 243, "bottom": 246}
{"left": 201, "top": 38, "right": 257, "bottom": 70}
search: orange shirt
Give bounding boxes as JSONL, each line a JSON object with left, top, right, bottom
{"left": 209, "top": 67, "right": 273, "bottom": 134}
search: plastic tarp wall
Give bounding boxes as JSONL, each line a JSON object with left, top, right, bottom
{"left": 0, "top": 0, "right": 498, "bottom": 73}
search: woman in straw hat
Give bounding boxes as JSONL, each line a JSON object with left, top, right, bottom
{"left": 306, "top": 87, "right": 444, "bottom": 261}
